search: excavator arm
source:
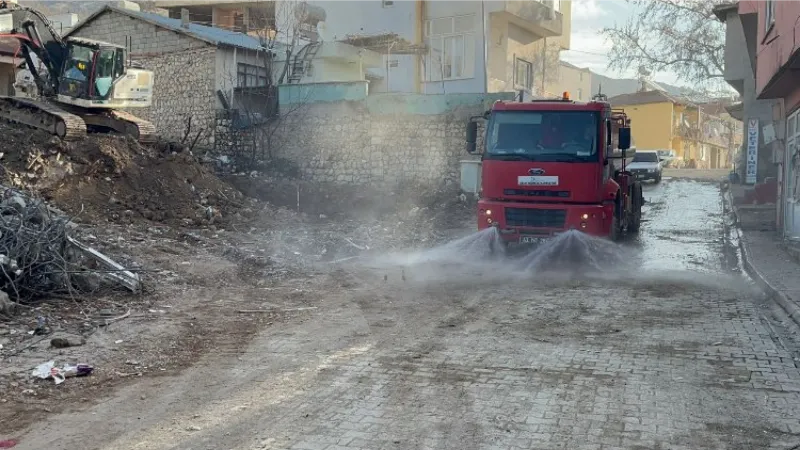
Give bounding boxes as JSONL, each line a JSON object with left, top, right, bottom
{"left": 0, "top": 2, "right": 67, "bottom": 95}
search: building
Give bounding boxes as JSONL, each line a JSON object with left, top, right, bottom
{"left": 154, "top": 0, "right": 276, "bottom": 36}
{"left": 544, "top": 60, "right": 591, "bottom": 101}
{"left": 48, "top": 13, "right": 80, "bottom": 35}
{"left": 715, "top": 1, "right": 800, "bottom": 238}
{"left": 154, "top": 0, "right": 572, "bottom": 97}
{"left": 714, "top": 3, "right": 781, "bottom": 185}
{"left": 63, "top": 3, "right": 378, "bottom": 146}
{"left": 609, "top": 90, "right": 733, "bottom": 168}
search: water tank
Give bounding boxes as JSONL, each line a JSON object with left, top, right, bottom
{"left": 294, "top": 3, "right": 326, "bottom": 25}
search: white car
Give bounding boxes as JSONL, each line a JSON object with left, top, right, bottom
{"left": 627, "top": 150, "right": 663, "bottom": 183}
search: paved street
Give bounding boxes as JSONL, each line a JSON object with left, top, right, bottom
{"left": 16, "top": 178, "right": 800, "bottom": 450}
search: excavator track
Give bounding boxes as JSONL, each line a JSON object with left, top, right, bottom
{"left": 107, "top": 110, "right": 157, "bottom": 144}
{"left": 55, "top": 105, "right": 157, "bottom": 144}
{"left": 0, "top": 96, "right": 87, "bottom": 141}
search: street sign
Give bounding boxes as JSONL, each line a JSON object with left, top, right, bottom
{"left": 746, "top": 118, "right": 759, "bottom": 184}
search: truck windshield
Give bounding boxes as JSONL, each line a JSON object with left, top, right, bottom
{"left": 485, "top": 110, "right": 599, "bottom": 162}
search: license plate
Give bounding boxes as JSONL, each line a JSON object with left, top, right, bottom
{"left": 520, "top": 236, "right": 541, "bottom": 244}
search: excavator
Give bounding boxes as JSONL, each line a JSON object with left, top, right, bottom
{"left": 0, "top": 3, "right": 156, "bottom": 142}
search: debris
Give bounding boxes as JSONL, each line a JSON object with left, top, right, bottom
{"left": 0, "top": 187, "right": 141, "bottom": 306}
{"left": 31, "top": 361, "right": 93, "bottom": 385}
{"left": 114, "top": 339, "right": 124, "bottom": 344}
{"left": 0, "top": 439, "right": 17, "bottom": 448}
{"left": 187, "top": 425, "right": 202, "bottom": 432}
{"left": 0, "top": 291, "right": 13, "bottom": 315}
{"left": 50, "top": 337, "right": 85, "bottom": 348}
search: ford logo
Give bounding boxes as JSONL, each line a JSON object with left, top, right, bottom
{"left": 528, "top": 168, "right": 545, "bottom": 175}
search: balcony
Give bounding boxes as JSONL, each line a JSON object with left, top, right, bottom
{"left": 490, "top": 0, "right": 563, "bottom": 38}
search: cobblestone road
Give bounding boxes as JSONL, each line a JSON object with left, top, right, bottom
{"left": 17, "top": 179, "right": 800, "bottom": 450}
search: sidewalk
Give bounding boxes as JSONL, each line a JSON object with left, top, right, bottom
{"left": 730, "top": 191, "right": 800, "bottom": 325}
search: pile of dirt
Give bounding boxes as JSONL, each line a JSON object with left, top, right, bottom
{"left": 0, "top": 123, "right": 246, "bottom": 226}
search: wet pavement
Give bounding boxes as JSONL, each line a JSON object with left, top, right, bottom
{"left": 16, "top": 177, "right": 800, "bottom": 450}
{"left": 632, "top": 178, "right": 727, "bottom": 273}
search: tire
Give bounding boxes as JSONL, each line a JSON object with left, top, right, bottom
{"left": 628, "top": 184, "right": 643, "bottom": 233}
{"left": 609, "top": 214, "right": 620, "bottom": 241}
{"left": 654, "top": 172, "right": 662, "bottom": 184}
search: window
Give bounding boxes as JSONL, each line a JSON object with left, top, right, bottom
{"left": 424, "top": 14, "right": 475, "bottom": 81}
{"left": 514, "top": 57, "right": 532, "bottom": 91}
{"left": 632, "top": 152, "right": 659, "bottom": 163}
{"left": 765, "top": 0, "right": 775, "bottom": 31}
{"left": 485, "top": 111, "right": 600, "bottom": 162}
{"left": 382, "top": 0, "right": 394, "bottom": 6}
{"left": 552, "top": 0, "right": 561, "bottom": 12}
{"left": 237, "top": 63, "right": 269, "bottom": 87}
{"left": 577, "top": 88, "right": 583, "bottom": 100}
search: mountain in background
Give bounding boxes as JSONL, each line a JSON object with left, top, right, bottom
{"left": 21, "top": 1, "right": 109, "bottom": 15}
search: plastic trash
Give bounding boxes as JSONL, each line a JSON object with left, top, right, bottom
{"left": 0, "top": 439, "right": 18, "bottom": 448}
{"left": 31, "top": 361, "right": 93, "bottom": 384}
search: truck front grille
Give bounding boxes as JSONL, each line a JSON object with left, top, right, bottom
{"left": 505, "top": 208, "right": 567, "bottom": 228}
{"left": 503, "top": 189, "right": 570, "bottom": 198}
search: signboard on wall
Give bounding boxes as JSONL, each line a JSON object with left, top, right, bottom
{"left": 746, "top": 118, "right": 759, "bottom": 184}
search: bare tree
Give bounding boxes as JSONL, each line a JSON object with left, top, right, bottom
{"left": 601, "top": 0, "right": 727, "bottom": 90}
{"left": 213, "top": 0, "right": 321, "bottom": 171}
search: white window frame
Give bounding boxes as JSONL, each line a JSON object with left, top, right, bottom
{"left": 513, "top": 57, "right": 533, "bottom": 92}
{"left": 765, "top": 0, "right": 775, "bottom": 32}
{"left": 577, "top": 88, "right": 583, "bottom": 100}
{"left": 424, "top": 14, "right": 476, "bottom": 82}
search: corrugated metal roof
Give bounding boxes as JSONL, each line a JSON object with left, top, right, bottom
{"left": 68, "top": 5, "right": 279, "bottom": 52}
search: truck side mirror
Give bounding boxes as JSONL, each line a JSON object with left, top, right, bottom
{"left": 465, "top": 121, "right": 478, "bottom": 154}
{"left": 618, "top": 127, "right": 631, "bottom": 150}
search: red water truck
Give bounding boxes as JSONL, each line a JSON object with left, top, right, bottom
{"left": 465, "top": 91, "right": 644, "bottom": 243}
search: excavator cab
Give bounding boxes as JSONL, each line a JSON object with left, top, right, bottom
{"left": 58, "top": 38, "right": 125, "bottom": 102}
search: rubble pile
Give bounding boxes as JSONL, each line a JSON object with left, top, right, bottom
{"left": 0, "top": 123, "right": 244, "bottom": 226}
{"left": 0, "top": 187, "right": 139, "bottom": 312}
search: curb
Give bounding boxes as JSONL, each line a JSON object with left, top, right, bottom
{"left": 726, "top": 188, "right": 800, "bottom": 327}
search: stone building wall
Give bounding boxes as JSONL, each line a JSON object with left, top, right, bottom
{"left": 270, "top": 97, "right": 495, "bottom": 188}
{"left": 70, "top": 10, "right": 217, "bottom": 146}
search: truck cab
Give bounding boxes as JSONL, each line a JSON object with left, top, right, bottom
{"left": 465, "top": 93, "right": 643, "bottom": 243}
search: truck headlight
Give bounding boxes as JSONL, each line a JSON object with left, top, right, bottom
{"left": 648, "top": 169, "right": 655, "bottom": 173}
{"left": 581, "top": 213, "right": 589, "bottom": 220}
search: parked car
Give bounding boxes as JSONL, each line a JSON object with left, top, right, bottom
{"left": 627, "top": 150, "right": 663, "bottom": 183}
{"left": 656, "top": 149, "right": 678, "bottom": 167}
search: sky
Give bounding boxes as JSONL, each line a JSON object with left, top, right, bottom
{"left": 561, "top": 0, "right": 684, "bottom": 86}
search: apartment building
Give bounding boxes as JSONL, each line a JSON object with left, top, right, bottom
{"left": 716, "top": 1, "right": 800, "bottom": 238}
{"left": 154, "top": 0, "right": 572, "bottom": 96}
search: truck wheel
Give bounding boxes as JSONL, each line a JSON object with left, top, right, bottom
{"left": 609, "top": 214, "right": 620, "bottom": 241}
{"left": 654, "top": 173, "right": 662, "bottom": 184}
{"left": 628, "top": 184, "right": 643, "bottom": 233}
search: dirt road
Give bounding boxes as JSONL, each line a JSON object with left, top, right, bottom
{"left": 12, "top": 178, "right": 800, "bottom": 449}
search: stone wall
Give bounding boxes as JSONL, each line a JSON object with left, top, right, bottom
{"left": 70, "top": 10, "right": 217, "bottom": 146}
{"left": 270, "top": 93, "right": 509, "bottom": 188}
